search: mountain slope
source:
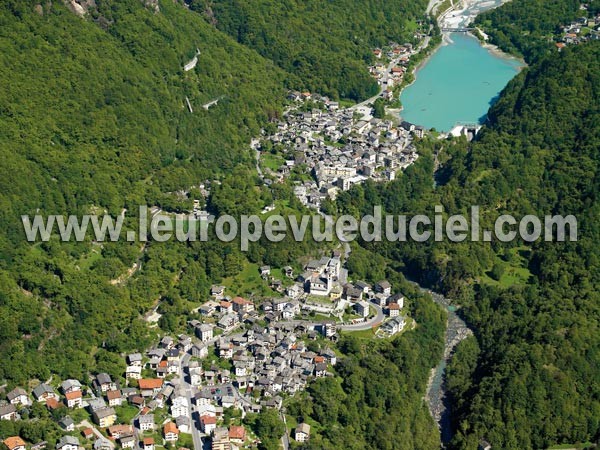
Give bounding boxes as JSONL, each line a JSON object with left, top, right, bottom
{"left": 189, "top": 0, "right": 429, "bottom": 100}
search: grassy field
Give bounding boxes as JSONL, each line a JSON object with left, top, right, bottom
{"left": 221, "top": 261, "right": 277, "bottom": 298}
{"left": 480, "top": 246, "right": 532, "bottom": 288}
{"left": 261, "top": 152, "right": 285, "bottom": 171}
{"left": 341, "top": 327, "right": 377, "bottom": 339}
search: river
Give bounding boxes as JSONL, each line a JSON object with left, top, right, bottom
{"left": 421, "top": 286, "right": 473, "bottom": 447}
{"left": 400, "top": 0, "right": 524, "bottom": 132}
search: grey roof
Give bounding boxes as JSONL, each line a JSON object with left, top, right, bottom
{"left": 59, "top": 416, "right": 75, "bottom": 428}
{"left": 93, "top": 406, "right": 116, "bottom": 419}
{"left": 33, "top": 383, "right": 55, "bottom": 398}
{"left": 56, "top": 436, "right": 79, "bottom": 449}
{"left": 61, "top": 379, "right": 82, "bottom": 392}
{"left": 0, "top": 404, "right": 16, "bottom": 416}
{"left": 138, "top": 414, "right": 155, "bottom": 424}
{"left": 96, "top": 373, "right": 112, "bottom": 385}
{"left": 7, "top": 387, "right": 28, "bottom": 400}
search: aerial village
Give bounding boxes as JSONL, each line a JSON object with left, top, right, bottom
{"left": 255, "top": 42, "right": 424, "bottom": 210}
{"left": 555, "top": 8, "right": 600, "bottom": 49}
{"left": 0, "top": 251, "right": 410, "bottom": 450}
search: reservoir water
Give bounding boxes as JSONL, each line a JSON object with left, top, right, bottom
{"left": 400, "top": 32, "right": 524, "bottom": 131}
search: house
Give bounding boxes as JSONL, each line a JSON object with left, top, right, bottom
{"left": 354, "top": 301, "right": 370, "bottom": 318}
{"left": 93, "top": 438, "right": 112, "bottom": 450}
{"left": 196, "top": 324, "right": 214, "bottom": 342}
{"left": 138, "top": 379, "right": 163, "bottom": 397}
{"left": 30, "top": 442, "right": 46, "bottom": 450}
{"left": 212, "top": 428, "right": 230, "bottom": 450}
{"left": 200, "top": 414, "right": 217, "bottom": 434}
{"left": 211, "top": 285, "right": 226, "bottom": 297}
{"left": 4, "top": 437, "right": 27, "bottom": 450}
{"left": 108, "top": 425, "right": 133, "bottom": 439}
{"left": 126, "top": 353, "right": 143, "bottom": 366}
{"left": 138, "top": 413, "right": 155, "bottom": 431}
{"left": 60, "top": 380, "right": 82, "bottom": 395}
{"left": 387, "top": 303, "right": 401, "bottom": 317}
{"left": 191, "top": 343, "right": 208, "bottom": 358}
{"left": 0, "top": 404, "right": 18, "bottom": 420}
{"left": 232, "top": 297, "right": 254, "bottom": 314}
{"left": 217, "top": 313, "right": 239, "bottom": 331}
{"left": 163, "top": 422, "right": 179, "bottom": 442}
{"left": 219, "top": 300, "right": 233, "bottom": 314}
{"left": 229, "top": 425, "right": 246, "bottom": 444}
{"left": 374, "top": 280, "right": 392, "bottom": 295}
{"left": 126, "top": 365, "right": 142, "bottom": 380}
{"left": 295, "top": 423, "right": 311, "bottom": 442}
{"left": 381, "top": 316, "right": 406, "bottom": 335}
{"left": 170, "top": 396, "right": 189, "bottom": 418}
{"left": 175, "top": 416, "right": 190, "bottom": 434}
{"left": 81, "top": 428, "right": 94, "bottom": 440}
{"left": 56, "top": 436, "right": 79, "bottom": 450}
{"left": 45, "top": 398, "right": 60, "bottom": 411}
{"left": 7, "top": 388, "right": 30, "bottom": 407}
{"left": 119, "top": 436, "right": 135, "bottom": 449}
{"left": 59, "top": 416, "right": 75, "bottom": 431}
{"left": 32, "top": 384, "right": 58, "bottom": 402}
{"left": 259, "top": 265, "right": 271, "bottom": 277}
{"left": 142, "top": 437, "right": 154, "bottom": 450}
{"left": 387, "top": 293, "right": 405, "bottom": 309}
{"left": 87, "top": 397, "right": 107, "bottom": 412}
{"left": 95, "top": 373, "right": 113, "bottom": 392}
{"left": 314, "top": 363, "right": 328, "bottom": 378}
{"left": 92, "top": 407, "right": 117, "bottom": 428}
{"left": 106, "top": 390, "right": 123, "bottom": 407}
{"left": 65, "top": 390, "right": 83, "bottom": 408}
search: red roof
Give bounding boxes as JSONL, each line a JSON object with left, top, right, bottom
{"left": 4, "top": 437, "right": 26, "bottom": 450}
{"left": 389, "top": 303, "right": 400, "bottom": 310}
{"left": 163, "top": 422, "right": 179, "bottom": 434}
{"left": 65, "top": 390, "right": 82, "bottom": 400}
{"left": 232, "top": 296, "right": 251, "bottom": 305}
{"left": 229, "top": 425, "right": 246, "bottom": 440}
{"left": 46, "top": 398, "right": 60, "bottom": 409}
{"left": 200, "top": 415, "right": 217, "bottom": 425}
{"left": 106, "top": 390, "right": 121, "bottom": 400}
{"left": 82, "top": 428, "right": 94, "bottom": 438}
{"left": 143, "top": 438, "right": 154, "bottom": 445}
{"left": 139, "top": 379, "right": 163, "bottom": 390}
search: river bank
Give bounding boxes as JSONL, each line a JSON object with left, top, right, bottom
{"left": 397, "top": 0, "right": 524, "bottom": 131}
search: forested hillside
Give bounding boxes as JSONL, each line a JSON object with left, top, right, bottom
{"left": 335, "top": 39, "right": 600, "bottom": 449}
{"left": 475, "top": 0, "right": 599, "bottom": 60}
{"left": 0, "top": 0, "right": 291, "bottom": 382}
{"left": 188, "top": 0, "right": 429, "bottom": 100}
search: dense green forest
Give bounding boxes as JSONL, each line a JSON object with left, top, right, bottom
{"left": 188, "top": 0, "right": 429, "bottom": 100}
{"left": 0, "top": 0, "right": 295, "bottom": 384}
{"left": 334, "top": 37, "right": 600, "bottom": 450}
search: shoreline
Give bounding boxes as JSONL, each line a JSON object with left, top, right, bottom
{"left": 396, "top": 0, "right": 525, "bottom": 120}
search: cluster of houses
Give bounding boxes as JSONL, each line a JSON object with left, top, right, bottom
{"left": 556, "top": 10, "right": 600, "bottom": 49}
{"left": 260, "top": 95, "right": 419, "bottom": 209}
{"left": 369, "top": 42, "right": 415, "bottom": 94}
{"left": 2, "top": 248, "right": 410, "bottom": 450}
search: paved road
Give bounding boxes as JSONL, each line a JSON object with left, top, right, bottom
{"left": 178, "top": 354, "right": 206, "bottom": 450}
{"left": 337, "top": 301, "right": 384, "bottom": 331}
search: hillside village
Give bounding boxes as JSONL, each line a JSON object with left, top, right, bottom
{"left": 255, "top": 42, "right": 424, "bottom": 210}
{"left": 0, "top": 252, "right": 409, "bottom": 450}
{"left": 556, "top": 9, "right": 600, "bottom": 49}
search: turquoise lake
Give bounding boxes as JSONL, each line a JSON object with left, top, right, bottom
{"left": 400, "top": 33, "right": 523, "bottom": 131}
